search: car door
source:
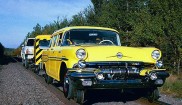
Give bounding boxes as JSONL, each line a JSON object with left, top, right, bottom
{"left": 47, "top": 35, "right": 58, "bottom": 78}
{"left": 54, "top": 33, "right": 63, "bottom": 80}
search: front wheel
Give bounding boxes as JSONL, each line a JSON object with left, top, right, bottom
{"left": 63, "top": 76, "right": 74, "bottom": 99}
{"left": 22, "top": 59, "right": 25, "bottom": 66}
{"left": 45, "top": 74, "right": 53, "bottom": 84}
{"left": 25, "top": 56, "right": 29, "bottom": 69}
{"left": 34, "top": 66, "right": 40, "bottom": 75}
{"left": 147, "top": 88, "right": 159, "bottom": 103}
{"left": 75, "top": 90, "right": 85, "bottom": 104}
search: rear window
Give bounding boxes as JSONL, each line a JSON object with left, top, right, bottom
{"left": 39, "top": 39, "right": 50, "bottom": 47}
{"left": 27, "top": 39, "right": 34, "bottom": 46}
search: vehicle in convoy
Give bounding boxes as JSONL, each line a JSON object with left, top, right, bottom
{"left": 33, "top": 35, "right": 50, "bottom": 74}
{"left": 41, "top": 26, "right": 169, "bottom": 104}
{"left": 21, "top": 38, "right": 35, "bottom": 69}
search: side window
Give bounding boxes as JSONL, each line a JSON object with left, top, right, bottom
{"left": 49, "top": 37, "right": 53, "bottom": 48}
{"left": 49, "top": 36, "right": 57, "bottom": 48}
{"left": 62, "top": 31, "right": 70, "bottom": 46}
{"left": 39, "top": 39, "right": 50, "bottom": 47}
{"left": 55, "top": 35, "right": 59, "bottom": 46}
{"left": 55, "top": 34, "right": 60, "bottom": 46}
{"left": 52, "top": 35, "right": 59, "bottom": 47}
{"left": 52, "top": 36, "right": 56, "bottom": 47}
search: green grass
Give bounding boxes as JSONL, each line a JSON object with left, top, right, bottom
{"left": 160, "top": 74, "right": 182, "bottom": 98}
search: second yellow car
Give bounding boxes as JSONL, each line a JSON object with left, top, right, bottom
{"left": 33, "top": 35, "right": 51, "bottom": 74}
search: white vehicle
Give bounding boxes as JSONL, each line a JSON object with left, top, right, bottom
{"left": 21, "top": 38, "right": 35, "bottom": 68}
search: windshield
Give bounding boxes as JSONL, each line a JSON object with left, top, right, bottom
{"left": 62, "top": 29, "right": 121, "bottom": 46}
{"left": 27, "top": 39, "right": 34, "bottom": 46}
{"left": 39, "top": 39, "right": 50, "bottom": 47}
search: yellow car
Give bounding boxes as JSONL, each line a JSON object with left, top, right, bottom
{"left": 41, "top": 26, "right": 169, "bottom": 104}
{"left": 33, "top": 35, "right": 51, "bottom": 74}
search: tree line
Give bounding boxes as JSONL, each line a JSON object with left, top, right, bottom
{"left": 16, "top": 0, "right": 182, "bottom": 74}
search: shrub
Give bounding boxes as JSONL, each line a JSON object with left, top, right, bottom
{"left": 160, "top": 74, "right": 182, "bottom": 98}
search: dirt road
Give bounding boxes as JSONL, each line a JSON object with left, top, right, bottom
{"left": 0, "top": 58, "right": 182, "bottom": 105}
{"left": 0, "top": 62, "right": 64, "bottom": 105}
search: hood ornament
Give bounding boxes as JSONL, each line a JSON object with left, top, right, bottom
{"left": 116, "top": 52, "right": 122, "bottom": 58}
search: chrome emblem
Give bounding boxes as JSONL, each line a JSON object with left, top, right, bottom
{"left": 116, "top": 52, "right": 122, "bottom": 58}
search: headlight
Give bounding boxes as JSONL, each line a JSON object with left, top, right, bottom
{"left": 156, "top": 61, "right": 163, "bottom": 68}
{"left": 152, "top": 50, "right": 160, "bottom": 60}
{"left": 76, "top": 49, "right": 86, "bottom": 60}
{"left": 78, "top": 60, "right": 86, "bottom": 68}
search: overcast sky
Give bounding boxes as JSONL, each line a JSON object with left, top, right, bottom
{"left": 0, "top": 0, "right": 92, "bottom": 48}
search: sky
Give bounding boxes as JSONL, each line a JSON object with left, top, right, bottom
{"left": 0, "top": 0, "right": 92, "bottom": 48}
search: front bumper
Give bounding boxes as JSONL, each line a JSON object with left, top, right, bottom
{"left": 68, "top": 70, "right": 169, "bottom": 90}
{"left": 25, "top": 54, "right": 34, "bottom": 64}
{"left": 25, "top": 54, "right": 34, "bottom": 59}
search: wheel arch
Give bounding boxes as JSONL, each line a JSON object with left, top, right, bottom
{"left": 43, "top": 62, "right": 46, "bottom": 71}
{"left": 59, "top": 62, "right": 68, "bottom": 83}
{"left": 42, "top": 62, "right": 49, "bottom": 75}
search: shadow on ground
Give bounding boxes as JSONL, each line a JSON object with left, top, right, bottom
{"left": 0, "top": 56, "right": 21, "bottom": 65}
{"left": 83, "top": 89, "right": 142, "bottom": 105}
{"left": 50, "top": 79, "right": 147, "bottom": 104}
{"left": 51, "top": 83, "right": 142, "bottom": 104}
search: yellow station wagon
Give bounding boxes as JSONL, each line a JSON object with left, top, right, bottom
{"left": 33, "top": 35, "right": 51, "bottom": 74}
{"left": 41, "top": 26, "right": 169, "bottom": 104}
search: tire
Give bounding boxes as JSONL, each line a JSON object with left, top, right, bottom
{"left": 34, "top": 66, "right": 40, "bottom": 75}
{"left": 76, "top": 90, "right": 84, "bottom": 104}
{"left": 45, "top": 74, "right": 53, "bottom": 84}
{"left": 25, "top": 57, "right": 29, "bottom": 69}
{"left": 63, "top": 76, "right": 74, "bottom": 99}
{"left": 22, "top": 59, "right": 25, "bottom": 66}
{"left": 147, "top": 88, "right": 159, "bottom": 103}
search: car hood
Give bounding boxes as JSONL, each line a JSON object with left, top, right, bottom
{"left": 81, "top": 46, "right": 159, "bottom": 64}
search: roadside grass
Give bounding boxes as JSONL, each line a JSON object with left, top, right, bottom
{"left": 160, "top": 73, "right": 182, "bottom": 98}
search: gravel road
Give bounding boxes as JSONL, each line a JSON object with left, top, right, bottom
{"left": 0, "top": 63, "right": 64, "bottom": 105}
{"left": 0, "top": 62, "right": 182, "bottom": 105}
